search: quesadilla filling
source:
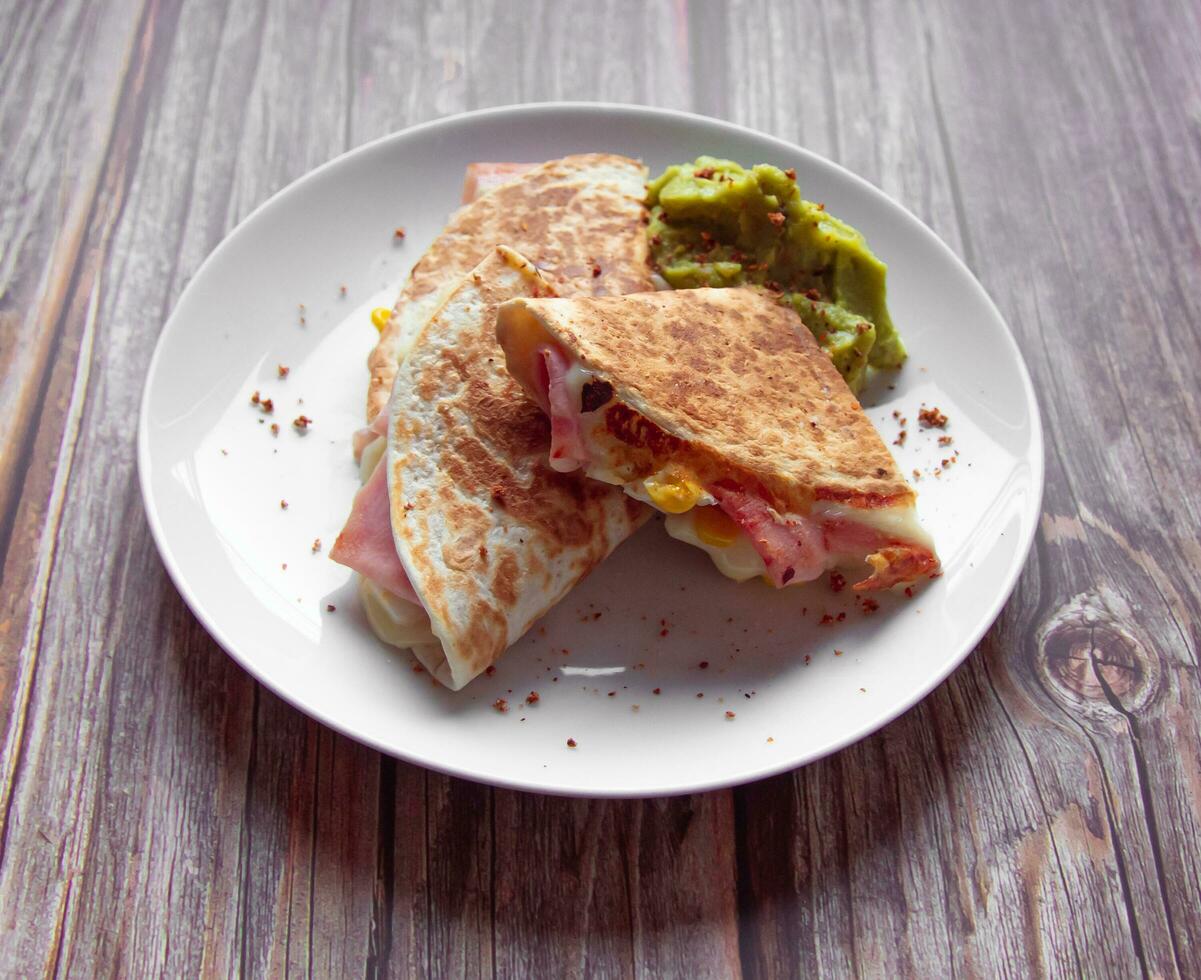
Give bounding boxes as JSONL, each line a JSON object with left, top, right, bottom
{"left": 503, "top": 323, "right": 935, "bottom": 592}
{"left": 330, "top": 413, "right": 447, "bottom": 673}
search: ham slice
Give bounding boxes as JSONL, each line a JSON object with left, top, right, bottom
{"left": 709, "top": 483, "right": 828, "bottom": 586}
{"left": 710, "top": 482, "right": 938, "bottom": 591}
{"left": 461, "top": 162, "right": 539, "bottom": 203}
{"left": 538, "top": 345, "right": 590, "bottom": 473}
{"left": 330, "top": 461, "right": 421, "bottom": 605}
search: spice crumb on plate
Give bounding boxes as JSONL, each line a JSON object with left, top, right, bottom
{"left": 566, "top": 738, "right": 577, "bottom": 748}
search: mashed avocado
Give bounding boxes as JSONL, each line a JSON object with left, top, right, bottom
{"left": 646, "top": 156, "right": 904, "bottom": 391}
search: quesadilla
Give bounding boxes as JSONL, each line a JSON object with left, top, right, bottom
{"left": 332, "top": 247, "right": 648, "bottom": 689}
{"left": 365, "top": 153, "right": 652, "bottom": 421}
{"left": 495, "top": 286, "right": 939, "bottom": 591}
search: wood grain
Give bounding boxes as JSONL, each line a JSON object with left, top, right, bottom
{"left": 0, "top": 0, "right": 1198, "bottom": 976}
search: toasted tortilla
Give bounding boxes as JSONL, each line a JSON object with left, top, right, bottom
{"left": 366, "top": 153, "right": 652, "bottom": 421}
{"left": 386, "top": 247, "right": 648, "bottom": 689}
{"left": 495, "top": 287, "right": 914, "bottom": 516}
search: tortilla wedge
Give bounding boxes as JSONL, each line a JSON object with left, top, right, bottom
{"left": 368, "top": 247, "right": 647, "bottom": 688}
{"left": 495, "top": 286, "right": 938, "bottom": 591}
{"left": 365, "top": 153, "right": 652, "bottom": 421}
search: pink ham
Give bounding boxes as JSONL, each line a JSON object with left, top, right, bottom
{"left": 330, "top": 461, "right": 421, "bottom": 605}
{"left": 537, "top": 344, "right": 591, "bottom": 473}
{"left": 709, "top": 483, "right": 828, "bottom": 586}
{"left": 460, "top": 162, "right": 539, "bottom": 203}
{"left": 710, "top": 482, "right": 939, "bottom": 591}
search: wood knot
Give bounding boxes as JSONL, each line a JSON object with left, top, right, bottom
{"left": 1037, "top": 590, "right": 1159, "bottom": 717}
{"left": 1043, "top": 624, "right": 1141, "bottom": 702}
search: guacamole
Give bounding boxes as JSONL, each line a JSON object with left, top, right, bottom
{"left": 646, "top": 156, "right": 904, "bottom": 391}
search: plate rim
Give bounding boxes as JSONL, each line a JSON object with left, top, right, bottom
{"left": 137, "top": 101, "right": 1045, "bottom": 798}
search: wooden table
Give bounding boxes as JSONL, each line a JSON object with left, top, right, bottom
{"left": 2, "top": 0, "right": 1198, "bottom": 975}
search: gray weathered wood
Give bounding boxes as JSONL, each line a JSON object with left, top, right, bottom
{"left": 0, "top": 0, "right": 1198, "bottom": 976}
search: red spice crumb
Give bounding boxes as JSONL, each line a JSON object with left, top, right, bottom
{"left": 767, "top": 736, "right": 775, "bottom": 743}
{"left": 526, "top": 691, "right": 540, "bottom": 705}
{"left": 696, "top": 693, "right": 704, "bottom": 699}
{"left": 659, "top": 629, "right": 669, "bottom": 637}
{"left": 911, "top": 468, "right": 920, "bottom": 480}
{"left": 566, "top": 738, "right": 577, "bottom": 748}
{"left": 836, "top": 612, "right": 846, "bottom": 622}
{"left": 293, "top": 415, "right": 312, "bottom": 432}
{"left": 725, "top": 711, "right": 736, "bottom": 719}
{"left": 261, "top": 398, "right": 274, "bottom": 414}
{"left": 804, "top": 655, "right": 811, "bottom": 664}
{"left": 339, "top": 284, "right": 347, "bottom": 296}
{"left": 893, "top": 430, "right": 907, "bottom": 446}
{"left": 412, "top": 664, "right": 424, "bottom": 674}
{"left": 311, "top": 538, "right": 322, "bottom": 553}
{"left": 653, "top": 688, "right": 661, "bottom": 695}
{"left": 591, "top": 262, "right": 602, "bottom": 277}
{"left": 904, "top": 586, "right": 915, "bottom": 598}
{"left": 485, "top": 665, "right": 496, "bottom": 676}
{"left": 829, "top": 571, "right": 846, "bottom": 593}
{"left": 608, "top": 691, "right": 616, "bottom": 697}
{"left": 251, "top": 390, "right": 261, "bottom": 405}
{"left": 270, "top": 423, "right": 280, "bottom": 436}
{"left": 785, "top": 167, "right": 797, "bottom": 180}
{"left": 280, "top": 500, "right": 288, "bottom": 510}
{"left": 938, "top": 435, "right": 953, "bottom": 447}
{"left": 492, "top": 698, "right": 509, "bottom": 713}
{"left": 918, "top": 405, "right": 948, "bottom": 428}
{"left": 694, "top": 166, "right": 716, "bottom": 179}
{"left": 326, "top": 604, "right": 336, "bottom": 612}
{"left": 699, "top": 660, "right": 709, "bottom": 669}
{"left": 766, "top": 211, "right": 786, "bottom": 228}
{"left": 277, "top": 364, "right": 290, "bottom": 379}
{"left": 394, "top": 227, "right": 406, "bottom": 239}
{"left": 861, "top": 598, "right": 879, "bottom": 615}
{"left": 819, "top": 613, "right": 835, "bottom": 626}
{"left": 552, "top": 677, "right": 559, "bottom": 682}
{"left": 281, "top": 563, "right": 287, "bottom": 570}
{"left": 834, "top": 649, "right": 844, "bottom": 656}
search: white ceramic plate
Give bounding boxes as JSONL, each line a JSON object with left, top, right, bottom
{"left": 139, "top": 103, "right": 1042, "bottom": 797}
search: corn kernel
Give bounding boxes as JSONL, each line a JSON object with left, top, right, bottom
{"left": 644, "top": 469, "right": 702, "bottom": 514}
{"left": 694, "top": 506, "right": 740, "bottom": 547}
{"left": 371, "top": 307, "right": 392, "bottom": 331}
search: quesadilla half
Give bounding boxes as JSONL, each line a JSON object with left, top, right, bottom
{"left": 365, "top": 153, "right": 652, "bottom": 422}
{"left": 495, "top": 287, "right": 938, "bottom": 592}
{"left": 332, "top": 247, "right": 648, "bottom": 689}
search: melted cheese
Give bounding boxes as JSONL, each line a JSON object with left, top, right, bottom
{"left": 359, "top": 434, "right": 386, "bottom": 483}
{"left": 812, "top": 500, "right": 933, "bottom": 551}
{"left": 359, "top": 577, "right": 437, "bottom": 647}
{"left": 664, "top": 508, "right": 767, "bottom": 582}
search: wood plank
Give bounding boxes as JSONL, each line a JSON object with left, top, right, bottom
{"left": 0, "top": 0, "right": 149, "bottom": 784}
{"left": 730, "top": 0, "right": 1201, "bottom": 976}
{"left": 2, "top": 0, "right": 1199, "bottom": 974}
